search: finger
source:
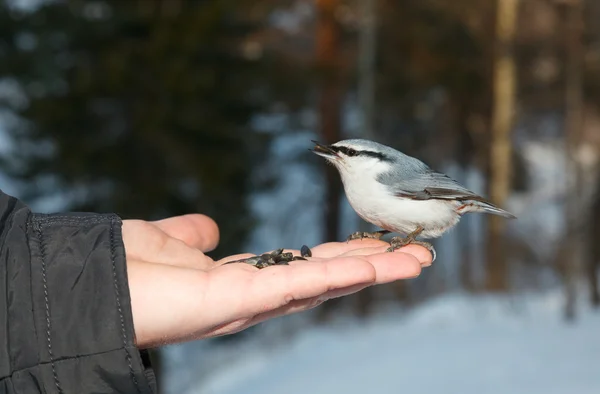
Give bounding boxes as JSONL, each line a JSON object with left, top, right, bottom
{"left": 206, "top": 286, "right": 370, "bottom": 337}
{"left": 362, "top": 252, "right": 422, "bottom": 284}
{"left": 247, "top": 282, "right": 370, "bottom": 327}
{"left": 233, "top": 257, "right": 378, "bottom": 317}
{"left": 339, "top": 244, "right": 433, "bottom": 266}
{"left": 152, "top": 214, "right": 220, "bottom": 252}
{"left": 283, "top": 250, "right": 422, "bottom": 284}
{"left": 310, "top": 239, "right": 390, "bottom": 257}
{"left": 393, "top": 244, "right": 434, "bottom": 267}
{"left": 260, "top": 251, "right": 421, "bottom": 286}
{"left": 123, "top": 220, "right": 215, "bottom": 269}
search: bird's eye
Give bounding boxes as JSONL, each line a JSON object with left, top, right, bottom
{"left": 346, "top": 148, "right": 357, "bottom": 156}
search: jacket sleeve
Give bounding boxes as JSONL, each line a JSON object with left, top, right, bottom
{"left": 0, "top": 190, "right": 157, "bottom": 394}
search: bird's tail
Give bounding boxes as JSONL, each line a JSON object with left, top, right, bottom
{"left": 472, "top": 200, "right": 516, "bottom": 219}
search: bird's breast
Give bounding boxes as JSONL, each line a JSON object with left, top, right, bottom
{"left": 341, "top": 175, "right": 460, "bottom": 238}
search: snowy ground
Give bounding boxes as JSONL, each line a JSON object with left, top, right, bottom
{"left": 171, "top": 291, "right": 600, "bottom": 394}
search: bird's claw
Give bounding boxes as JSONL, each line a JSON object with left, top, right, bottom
{"left": 386, "top": 237, "right": 436, "bottom": 262}
{"left": 225, "top": 245, "right": 313, "bottom": 269}
{"left": 345, "top": 230, "right": 390, "bottom": 242}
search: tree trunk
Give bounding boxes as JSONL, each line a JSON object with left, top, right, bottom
{"left": 315, "top": 0, "right": 344, "bottom": 321}
{"left": 590, "top": 180, "right": 600, "bottom": 307}
{"left": 586, "top": 0, "right": 600, "bottom": 311}
{"left": 316, "top": 0, "right": 343, "bottom": 244}
{"left": 358, "top": 0, "right": 377, "bottom": 141}
{"left": 485, "top": 0, "right": 519, "bottom": 292}
{"left": 562, "top": 0, "right": 585, "bottom": 321}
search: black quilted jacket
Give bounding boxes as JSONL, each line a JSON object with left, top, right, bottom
{"left": 0, "top": 190, "right": 156, "bottom": 393}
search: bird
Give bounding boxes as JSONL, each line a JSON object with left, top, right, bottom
{"left": 311, "top": 138, "right": 516, "bottom": 261}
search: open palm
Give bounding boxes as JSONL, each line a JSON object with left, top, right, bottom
{"left": 122, "top": 214, "right": 432, "bottom": 348}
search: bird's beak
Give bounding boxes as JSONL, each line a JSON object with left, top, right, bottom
{"left": 311, "top": 140, "right": 339, "bottom": 159}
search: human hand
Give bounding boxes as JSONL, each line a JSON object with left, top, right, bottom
{"left": 122, "top": 214, "right": 432, "bottom": 348}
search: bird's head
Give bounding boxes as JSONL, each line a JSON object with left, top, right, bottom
{"left": 311, "top": 139, "right": 397, "bottom": 178}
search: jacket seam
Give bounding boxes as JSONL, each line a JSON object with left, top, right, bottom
{"left": 0, "top": 197, "right": 22, "bottom": 387}
{"left": 36, "top": 223, "right": 63, "bottom": 393}
{"left": 34, "top": 217, "right": 114, "bottom": 226}
{"left": 110, "top": 219, "right": 141, "bottom": 393}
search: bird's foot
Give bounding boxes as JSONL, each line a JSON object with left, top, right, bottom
{"left": 345, "top": 230, "right": 391, "bottom": 242}
{"left": 224, "top": 245, "right": 312, "bottom": 269}
{"left": 386, "top": 236, "right": 436, "bottom": 262}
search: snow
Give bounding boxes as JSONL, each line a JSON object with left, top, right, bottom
{"left": 179, "top": 291, "right": 600, "bottom": 394}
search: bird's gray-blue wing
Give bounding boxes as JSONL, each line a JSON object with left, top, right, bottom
{"left": 376, "top": 165, "right": 516, "bottom": 219}
{"left": 377, "top": 169, "right": 485, "bottom": 201}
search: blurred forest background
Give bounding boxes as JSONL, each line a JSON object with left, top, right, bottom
{"left": 1, "top": 0, "right": 600, "bottom": 393}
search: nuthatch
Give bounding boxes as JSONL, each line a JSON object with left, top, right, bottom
{"left": 311, "top": 139, "right": 516, "bottom": 262}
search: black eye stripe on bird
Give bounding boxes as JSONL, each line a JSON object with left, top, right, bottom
{"left": 311, "top": 138, "right": 516, "bottom": 262}
{"left": 331, "top": 146, "right": 391, "bottom": 161}
{"left": 356, "top": 150, "right": 391, "bottom": 161}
